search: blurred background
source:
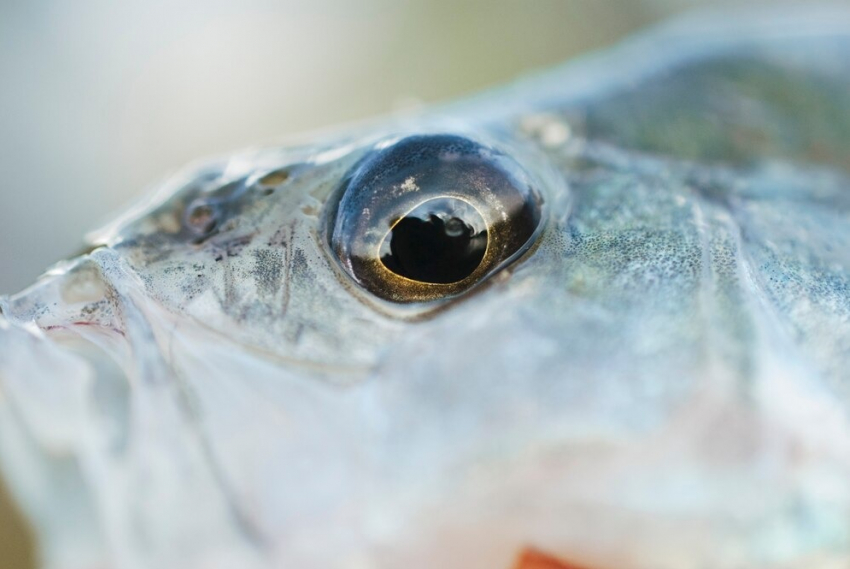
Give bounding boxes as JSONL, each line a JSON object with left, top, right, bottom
{"left": 0, "top": 0, "right": 823, "bottom": 567}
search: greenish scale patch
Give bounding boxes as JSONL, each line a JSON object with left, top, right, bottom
{"left": 581, "top": 54, "right": 850, "bottom": 169}
{"left": 564, "top": 174, "right": 703, "bottom": 299}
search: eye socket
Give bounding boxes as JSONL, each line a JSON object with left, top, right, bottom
{"left": 327, "top": 134, "right": 543, "bottom": 303}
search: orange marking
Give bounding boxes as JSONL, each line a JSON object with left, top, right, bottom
{"left": 513, "top": 547, "right": 594, "bottom": 569}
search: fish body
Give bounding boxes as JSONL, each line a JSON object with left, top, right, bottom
{"left": 1, "top": 8, "right": 850, "bottom": 569}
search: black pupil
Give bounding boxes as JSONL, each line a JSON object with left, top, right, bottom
{"left": 380, "top": 198, "right": 487, "bottom": 284}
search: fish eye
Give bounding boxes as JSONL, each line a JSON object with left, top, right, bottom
{"left": 327, "top": 134, "right": 543, "bottom": 303}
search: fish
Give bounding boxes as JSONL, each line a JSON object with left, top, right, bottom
{"left": 1, "top": 7, "right": 850, "bottom": 569}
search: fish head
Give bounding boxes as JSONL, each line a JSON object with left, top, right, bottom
{"left": 2, "top": 8, "right": 850, "bottom": 569}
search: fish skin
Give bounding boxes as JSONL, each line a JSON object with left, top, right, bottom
{"left": 2, "top": 7, "right": 850, "bottom": 569}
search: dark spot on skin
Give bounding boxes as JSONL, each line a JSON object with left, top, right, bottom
{"left": 290, "top": 248, "right": 311, "bottom": 277}
{"left": 252, "top": 249, "right": 284, "bottom": 296}
{"left": 162, "top": 266, "right": 186, "bottom": 275}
